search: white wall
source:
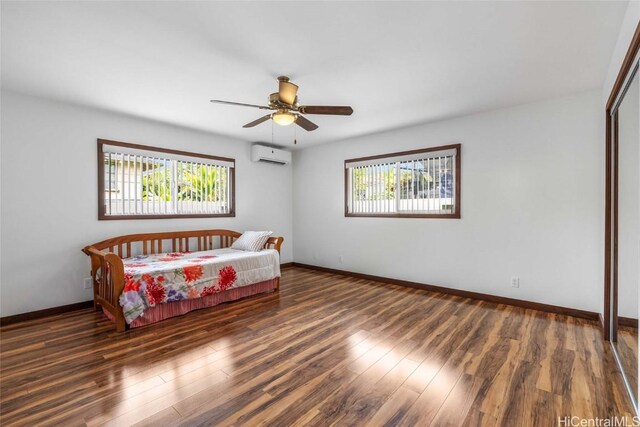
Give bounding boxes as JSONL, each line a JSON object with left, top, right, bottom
{"left": 293, "top": 91, "right": 603, "bottom": 313}
{"left": 0, "top": 90, "right": 293, "bottom": 316}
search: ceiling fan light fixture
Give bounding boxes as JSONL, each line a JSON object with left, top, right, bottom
{"left": 272, "top": 110, "right": 296, "bottom": 126}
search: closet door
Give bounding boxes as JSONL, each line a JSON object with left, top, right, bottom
{"left": 610, "top": 59, "right": 639, "bottom": 412}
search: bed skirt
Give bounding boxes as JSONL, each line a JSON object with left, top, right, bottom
{"left": 102, "top": 278, "right": 278, "bottom": 328}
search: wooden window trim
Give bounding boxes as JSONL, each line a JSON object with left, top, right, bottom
{"left": 344, "top": 143, "right": 461, "bottom": 219}
{"left": 97, "top": 139, "right": 236, "bottom": 220}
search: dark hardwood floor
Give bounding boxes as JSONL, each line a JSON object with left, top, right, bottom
{"left": 0, "top": 267, "right": 635, "bottom": 426}
{"left": 614, "top": 325, "right": 638, "bottom": 399}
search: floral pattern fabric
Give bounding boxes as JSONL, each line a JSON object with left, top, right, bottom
{"left": 120, "top": 248, "right": 280, "bottom": 324}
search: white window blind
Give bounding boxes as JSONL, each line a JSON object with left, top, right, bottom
{"left": 100, "top": 141, "right": 234, "bottom": 218}
{"left": 345, "top": 145, "right": 459, "bottom": 216}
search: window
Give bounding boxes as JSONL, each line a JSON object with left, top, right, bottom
{"left": 344, "top": 144, "right": 460, "bottom": 218}
{"left": 106, "top": 159, "right": 118, "bottom": 191}
{"left": 98, "top": 139, "right": 235, "bottom": 219}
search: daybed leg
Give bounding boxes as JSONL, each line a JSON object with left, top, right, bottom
{"left": 93, "top": 281, "right": 100, "bottom": 311}
{"left": 115, "top": 311, "right": 126, "bottom": 332}
{"left": 275, "top": 277, "right": 280, "bottom": 291}
{"left": 116, "top": 317, "right": 126, "bottom": 332}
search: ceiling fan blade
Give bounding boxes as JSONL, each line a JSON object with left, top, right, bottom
{"left": 210, "top": 99, "right": 271, "bottom": 110}
{"left": 298, "top": 105, "right": 353, "bottom": 116}
{"left": 295, "top": 115, "right": 319, "bottom": 131}
{"left": 278, "top": 79, "right": 299, "bottom": 105}
{"left": 243, "top": 114, "right": 272, "bottom": 128}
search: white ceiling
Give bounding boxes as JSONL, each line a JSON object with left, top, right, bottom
{"left": 1, "top": 1, "right": 629, "bottom": 149}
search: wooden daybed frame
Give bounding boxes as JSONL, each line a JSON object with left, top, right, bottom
{"left": 82, "top": 229, "right": 283, "bottom": 332}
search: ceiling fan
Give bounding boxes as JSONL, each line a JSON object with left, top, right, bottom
{"left": 210, "top": 76, "right": 353, "bottom": 132}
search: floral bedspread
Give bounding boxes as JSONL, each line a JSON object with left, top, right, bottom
{"left": 120, "top": 248, "right": 280, "bottom": 324}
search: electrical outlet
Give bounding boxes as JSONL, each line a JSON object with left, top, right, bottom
{"left": 511, "top": 276, "right": 520, "bottom": 288}
{"left": 84, "top": 277, "right": 93, "bottom": 290}
{"left": 338, "top": 255, "right": 344, "bottom": 264}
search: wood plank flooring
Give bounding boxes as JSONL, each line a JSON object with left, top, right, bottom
{"left": 614, "top": 326, "right": 638, "bottom": 399}
{"left": 0, "top": 267, "right": 635, "bottom": 426}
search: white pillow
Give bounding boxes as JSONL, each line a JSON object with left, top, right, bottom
{"left": 231, "top": 231, "right": 273, "bottom": 252}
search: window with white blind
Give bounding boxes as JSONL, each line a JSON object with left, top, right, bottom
{"left": 345, "top": 144, "right": 460, "bottom": 218}
{"left": 98, "top": 139, "right": 235, "bottom": 219}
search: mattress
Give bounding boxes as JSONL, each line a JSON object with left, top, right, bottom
{"left": 118, "top": 248, "right": 280, "bottom": 324}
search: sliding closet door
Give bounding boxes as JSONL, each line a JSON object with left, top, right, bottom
{"left": 611, "top": 62, "right": 640, "bottom": 412}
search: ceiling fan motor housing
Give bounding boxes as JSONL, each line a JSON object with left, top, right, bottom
{"left": 269, "top": 92, "right": 280, "bottom": 106}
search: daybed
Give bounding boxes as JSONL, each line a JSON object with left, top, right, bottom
{"left": 82, "top": 229, "right": 283, "bottom": 332}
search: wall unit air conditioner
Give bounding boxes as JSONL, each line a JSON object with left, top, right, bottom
{"left": 251, "top": 145, "right": 291, "bottom": 165}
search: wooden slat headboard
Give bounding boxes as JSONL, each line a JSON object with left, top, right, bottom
{"left": 83, "top": 229, "right": 283, "bottom": 259}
